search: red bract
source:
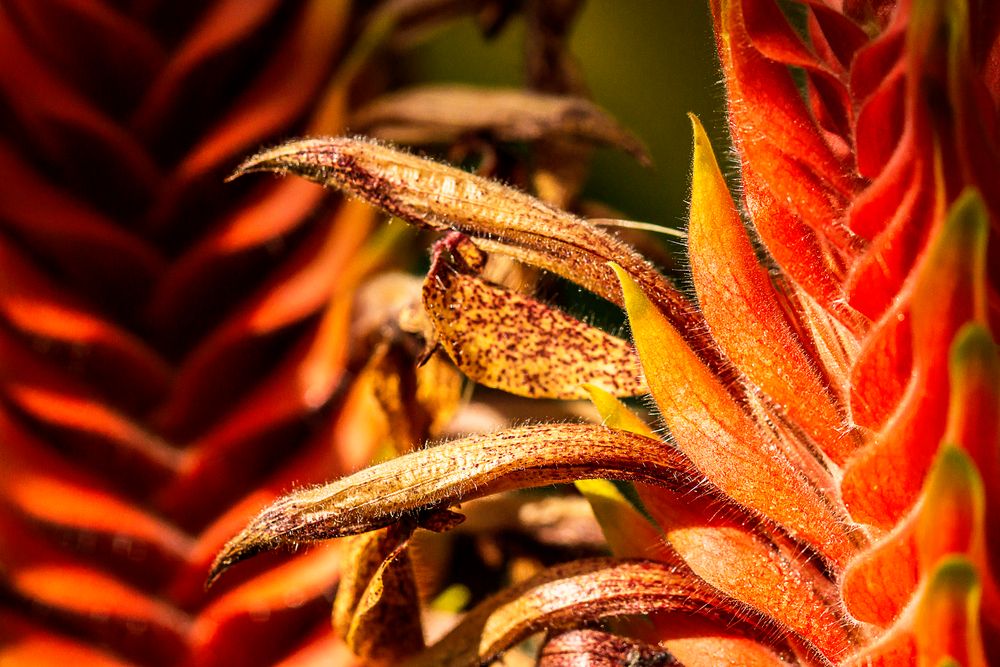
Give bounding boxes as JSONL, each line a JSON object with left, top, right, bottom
{"left": 204, "top": 0, "right": 998, "bottom": 664}
{"left": 0, "top": 2, "right": 621, "bottom": 665}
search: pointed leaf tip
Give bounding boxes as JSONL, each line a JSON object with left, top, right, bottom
{"left": 946, "top": 323, "right": 1000, "bottom": 470}
{"left": 608, "top": 261, "right": 649, "bottom": 319}
{"left": 950, "top": 324, "right": 998, "bottom": 372}
{"left": 225, "top": 137, "right": 339, "bottom": 184}
{"left": 917, "top": 444, "right": 985, "bottom": 568}
{"left": 947, "top": 188, "right": 989, "bottom": 250}
{"left": 583, "top": 383, "right": 656, "bottom": 438}
{"left": 915, "top": 556, "right": 986, "bottom": 666}
{"left": 688, "top": 113, "right": 720, "bottom": 179}
{"left": 688, "top": 106, "right": 854, "bottom": 463}
{"left": 206, "top": 493, "right": 307, "bottom": 588}
{"left": 574, "top": 478, "right": 667, "bottom": 560}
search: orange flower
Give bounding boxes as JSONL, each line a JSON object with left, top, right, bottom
{"left": 214, "top": 0, "right": 999, "bottom": 664}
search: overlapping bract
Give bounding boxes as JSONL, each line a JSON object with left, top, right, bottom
{"left": 210, "top": 0, "right": 1000, "bottom": 664}
{"left": 0, "top": 1, "right": 630, "bottom": 665}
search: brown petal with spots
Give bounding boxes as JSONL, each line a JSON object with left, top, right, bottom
{"left": 207, "top": 424, "right": 701, "bottom": 585}
{"left": 349, "top": 85, "right": 651, "bottom": 164}
{"left": 403, "top": 558, "right": 785, "bottom": 667}
{"left": 423, "top": 235, "right": 646, "bottom": 400}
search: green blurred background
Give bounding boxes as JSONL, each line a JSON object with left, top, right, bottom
{"left": 400, "top": 0, "right": 729, "bottom": 234}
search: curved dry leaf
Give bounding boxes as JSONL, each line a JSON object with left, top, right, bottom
{"left": 228, "top": 136, "right": 700, "bottom": 334}
{"left": 687, "top": 114, "right": 855, "bottom": 465}
{"left": 350, "top": 84, "right": 650, "bottom": 164}
{"left": 208, "top": 423, "right": 700, "bottom": 585}
{"left": 165, "top": 404, "right": 380, "bottom": 605}
{"left": 423, "top": 237, "right": 646, "bottom": 400}
{"left": 539, "top": 629, "right": 677, "bottom": 667}
{"left": 405, "top": 558, "right": 782, "bottom": 667}
{"left": 153, "top": 336, "right": 352, "bottom": 521}
{"left": 333, "top": 525, "right": 424, "bottom": 664}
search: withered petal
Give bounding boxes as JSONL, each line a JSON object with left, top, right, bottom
{"left": 333, "top": 524, "right": 424, "bottom": 664}
{"left": 227, "top": 136, "right": 699, "bottom": 334}
{"left": 404, "top": 558, "right": 782, "bottom": 667}
{"left": 349, "top": 84, "right": 651, "bottom": 164}
{"left": 208, "top": 424, "right": 700, "bottom": 585}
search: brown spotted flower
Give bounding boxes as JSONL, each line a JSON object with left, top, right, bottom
{"left": 212, "top": 0, "right": 1000, "bottom": 664}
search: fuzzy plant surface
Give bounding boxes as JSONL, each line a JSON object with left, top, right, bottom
{"left": 0, "top": 1, "right": 641, "bottom": 665}
{"left": 211, "top": 0, "right": 1000, "bottom": 665}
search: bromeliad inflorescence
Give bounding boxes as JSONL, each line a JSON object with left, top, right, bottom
{"left": 211, "top": 0, "right": 1000, "bottom": 665}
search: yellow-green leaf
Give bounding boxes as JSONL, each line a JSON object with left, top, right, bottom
{"left": 583, "top": 384, "right": 655, "bottom": 438}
